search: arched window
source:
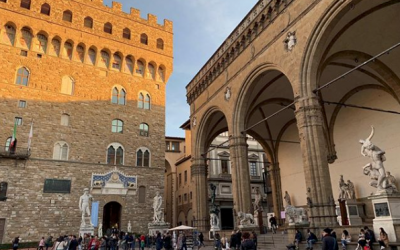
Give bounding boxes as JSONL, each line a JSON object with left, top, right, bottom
{"left": 111, "top": 119, "right": 123, "bottom": 133}
{"left": 100, "top": 50, "right": 110, "bottom": 68}
{"left": 50, "top": 38, "right": 61, "bottom": 57}
{"left": 20, "top": 0, "right": 31, "bottom": 9}
{"left": 158, "top": 66, "right": 165, "bottom": 82}
{"left": 138, "top": 186, "right": 146, "bottom": 203}
{"left": 61, "top": 76, "right": 74, "bottom": 95}
{"left": 148, "top": 63, "right": 155, "bottom": 80}
{"left": 139, "top": 123, "right": 149, "bottom": 137}
{"left": 136, "top": 60, "right": 144, "bottom": 76}
{"left": 36, "top": 34, "right": 47, "bottom": 53}
{"left": 111, "top": 87, "right": 126, "bottom": 105}
{"left": 75, "top": 44, "right": 85, "bottom": 63}
{"left": 87, "top": 47, "right": 96, "bottom": 65}
{"left": 63, "top": 41, "right": 73, "bottom": 60}
{"left": 123, "top": 28, "right": 131, "bottom": 39}
{"left": 140, "top": 33, "right": 148, "bottom": 45}
{"left": 63, "top": 10, "right": 72, "bottom": 22}
{"left": 53, "top": 141, "right": 69, "bottom": 160}
{"left": 15, "top": 67, "right": 29, "bottom": 86}
{"left": 107, "top": 143, "right": 124, "bottom": 165}
{"left": 125, "top": 56, "right": 134, "bottom": 74}
{"left": 137, "top": 148, "right": 150, "bottom": 167}
{"left": 40, "top": 3, "right": 50, "bottom": 15}
{"left": 5, "top": 137, "right": 11, "bottom": 151}
{"left": 144, "top": 94, "right": 151, "bottom": 110}
{"left": 84, "top": 17, "right": 93, "bottom": 28}
{"left": 3, "top": 24, "right": 16, "bottom": 46}
{"left": 138, "top": 93, "right": 144, "bottom": 109}
{"left": 112, "top": 53, "right": 121, "bottom": 70}
{"left": 157, "top": 38, "right": 164, "bottom": 50}
{"left": 0, "top": 182, "right": 8, "bottom": 201}
{"left": 104, "top": 23, "right": 112, "bottom": 34}
{"left": 61, "top": 114, "right": 70, "bottom": 126}
{"left": 20, "top": 27, "right": 32, "bottom": 50}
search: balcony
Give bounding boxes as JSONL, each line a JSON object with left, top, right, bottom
{"left": 0, "top": 147, "right": 31, "bottom": 159}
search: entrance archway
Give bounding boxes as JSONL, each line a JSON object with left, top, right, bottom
{"left": 103, "top": 202, "right": 122, "bottom": 232}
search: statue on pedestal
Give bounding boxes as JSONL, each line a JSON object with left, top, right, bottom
{"left": 79, "top": 188, "right": 93, "bottom": 226}
{"left": 338, "top": 175, "right": 347, "bottom": 200}
{"left": 360, "top": 126, "right": 398, "bottom": 194}
{"left": 152, "top": 192, "right": 163, "bottom": 223}
{"left": 210, "top": 213, "right": 220, "bottom": 229}
{"left": 284, "top": 191, "right": 292, "bottom": 207}
{"left": 127, "top": 221, "right": 132, "bottom": 233}
{"left": 253, "top": 188, "right": 262, "bottom": 211}
{"left": 346, "top": 180, "right": 356, "bottom": 200}
{"left": 98, "top": 223, "right": 103, "bottom": 238}
{"left": 238, "top": 212, "right": 255, "bottom": 226}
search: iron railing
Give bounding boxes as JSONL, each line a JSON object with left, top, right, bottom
{"left": 0, "top": 147, "right": 30, "bottom": 159}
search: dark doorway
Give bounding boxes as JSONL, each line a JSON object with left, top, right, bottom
{"left": 103, "top": 202, "right": 122, "bottom": 233}
{"left": 220, "top": 208, "right": 234, "bottom": 230}
{"left": 0, "top": 219, "right": 5, "bottom": 243}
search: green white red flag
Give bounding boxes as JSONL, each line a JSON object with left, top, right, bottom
{"left": 10, "top": 120, "right": 17, "bottom": 148}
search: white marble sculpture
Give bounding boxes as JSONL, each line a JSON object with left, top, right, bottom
{"left": 284, "top": 191, "right": 292, "bottom": 206}
{"left": 284, "top": 31, "right": 297, "bottom": 51}
{"left": 127, "top": 221, "right": 132, "bottom": 233}
{"left": 285, "top": 205, "right": 308, "bottom": 225}
{"left": 238, "top": 212, "right": 255, "bottom": 226}
{"left": 338, "top": 175, "right": 347, "bottom": 200}
{"left": 386, "top": 172, "right": 398, "bottom": 192}
{"left": 346, "top": 180, "right": 356, "bottom": 200}
{"left": 79, "top": 188, "right": 93, "bottom": 226}
{"left": 253, "top": 188, "right": 262, "bottom": 211}
{"left": 210, "top": 213, "right": 220, "bottom": 230}
{"left": 360, "top": 126, "right": 398, "bottom": 194}
{"left": 98, "top": 223, "right": 103, "bottom": 238}
{"left": 153, "top": 191, "right": 164, "bottom": 223}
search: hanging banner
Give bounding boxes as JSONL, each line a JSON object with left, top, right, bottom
{"left": 91, "top": 201, "right": 99, "bottom": 227}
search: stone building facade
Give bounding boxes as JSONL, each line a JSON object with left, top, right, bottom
{"left": 0, "top": 0, "right": 173, "bottom": 243}
{"left": 186, "top": 0, "right": 400, "bottom": 239}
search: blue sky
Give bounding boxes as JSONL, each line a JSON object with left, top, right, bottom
{"left": 104, "top": 0, "right": 258, "bottom": 137}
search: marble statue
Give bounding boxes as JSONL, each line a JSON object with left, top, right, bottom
{"left": 210, "top": 184, "right": 217, "bottom": 206}
{"left": 238, "top": 212, "right": 255, "bottom": 226}
{"left": 210, "top": 213, "right": 220, "bottom": 229}
{"left": 360, "top": 126, "right": 398, "bottom": 194}
{"left": 306, "top": 187, "right": 313, "bottom": 207}
{"left": 284, "top": 31, "right": 297, "bottom": 51}
{"left": 285, "top": 205, "right": 308, "bottom": 225}
{"left": 346, "top": 180, "right": 356, "bottom": 200}
{"left": 284, "top": 191, "right": 292, "bottom": 206}
{"left": 127, "top": 221, "right": 132, "bottom": 233}
{"left": 98, "top": 223, "right": 103, "bottom": 238}
{"left": 253, "top": 187, "right": 262, "bottom": 211}
{"left": 79, "top": 188, "right": 93, "bottom": 226}
{"left": 153, "top": 191, "right": 163, "bottom": 223}
{"left": 386, "top": 171, "right": 398, "bottom": 192}
{"left": 338, "top": 175, "right": 347, "bottom": 200}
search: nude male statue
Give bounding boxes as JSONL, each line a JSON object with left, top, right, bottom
{"left": 79, "top": 188, "right": 93, "bottom": 226}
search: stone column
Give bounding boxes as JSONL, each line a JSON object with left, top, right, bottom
{"left": 230, "top": 135, "right": 253, "bottom": 217}
{"left": 295, "top": 96, "right": 337, "bottom": 227}
{"left": 191, "top": 157, "right": 209, "bottom": 232}
{"left": 269, "top": 163, "right": 284, "bottom": 219}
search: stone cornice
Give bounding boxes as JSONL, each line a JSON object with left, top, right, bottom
{"left": 186, "top": 0, "right": 295, "bottom": 104}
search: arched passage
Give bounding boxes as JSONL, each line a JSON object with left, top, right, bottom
{"left": 103, "top": 201, "right": 122, "bottom": 232}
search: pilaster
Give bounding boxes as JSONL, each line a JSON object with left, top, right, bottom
{"left": 191, "top": 157, "right": 209, "bottom": 232}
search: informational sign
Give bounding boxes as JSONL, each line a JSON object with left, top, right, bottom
{"left": 43, "top": 179, "right": 71, "bottom": 193}
{"left": 374, "top": 202, "right": 390, "bottom": 217}
{"left": 91, "top": 201, "right": 99, "bottom": 227}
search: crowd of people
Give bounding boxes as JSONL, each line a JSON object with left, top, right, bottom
{"left": 211, "top": 230, "right": 257, "bottom": 250}
{"left": 292, "top": 226, "right": 390, "bottom": 250}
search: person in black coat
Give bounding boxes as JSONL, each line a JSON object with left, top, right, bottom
{"left": 230, "top": 231, "right": 237, "bottom": 250}
{"left": 321, "top": 228, "right": 338, "bottom": 250}
{"left": 235, "top": 230, "right": 242, "bottom": 250}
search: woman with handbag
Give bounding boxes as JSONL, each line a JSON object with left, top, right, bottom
{"left": 378, "top": 228, "right": 389, "bottom": 249}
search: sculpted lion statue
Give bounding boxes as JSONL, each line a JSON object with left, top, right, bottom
{"left": 238, "top": 212, "right": 254, "bottom": 226}
{"left": 285, "top": 205, "right": 308, "bottom": 225}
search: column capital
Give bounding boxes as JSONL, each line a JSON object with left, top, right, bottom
{"left": 191, "top": 164, "right": 207, "bottom": 176}
{"left": 229, "top": 135, "right": 248, "bottom": 148}
{"left": 294, "top": 96, "right": 324, "bottom": 128}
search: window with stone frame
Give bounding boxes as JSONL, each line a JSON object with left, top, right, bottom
{"left": 40, "top": 3, "right": 50, "bottom": 15}
{"left": 15, "top": 117, "right": 22, "bottom": 126}
{"left": 18, "top": 100, "right": 27, "bottom": 108}
{"left": 111, "top": 88, "right": 126, "bottom": 105}
{"left": 107, "top": 144, "right": 124, "bottom": 165}
{"left": 3, "top": 24, "right": 16, "bottom": 46}
{"left": 104, "top": 22, "right": 112, "bottom": 34}
{"left": 171, "top": 141, "right": 180, "bottom": 151}
{"left": 84, "top": 17, "right": 93, "bottom": 29}
{"left": 53, "top": 141, "right": 69, "bottom": 160}
{"left": 50, "top": 38, "right": 61, "bottom": 57}
{"left": 111, "top": 119, "right": 124, "bottom": 133}
{"left": 184, "top": 193, "right": 187, "bottom": 202}
{"left": 123, "top": 28, "right": 131, "bottom": 39}
{"left": 20, "top": 27, "right": 32, "bottom": 50}
{"left": 136, "top": 148, "right": 151, "bottom": 167}
{"left": 15, "top": 67, "right": 29, "bottom": 86}
{"left": 125, "top": 56, "right": 134, "bottom": 74}
{"left": 61, "top": 76, "right": 74, "bottom": 95}
{"left": 148, "top": 63, "right": 156, "bottom": 80}
{"left": 136, "top": 60, "right": 145, "bottom": 76}
{"left": 61, "top": 114, "right": 70, "bottom": 126}
{"left": 140, "top": 33, "right": 148, "bottom": 45}
{"left": 221, "top": 159, "right": 229, "bottom": 174}
{"left": 179, "top": 173, "right": 182, "bottom": 186}
{"left": 249, "top": 161, "right": 258, "bottom": 176}
{"left": 190, "top": 192, "right": 192, "bottom": 200}
{"left": 36, "top": 34, "right": 48, "bottom": 54}
{"left": 0, "top": 0, "right": 7, "bottom": 3}
{"left": 139, "top": 123, "right": 149, "bottom": 137}
{"left": 166, "top": 141, "right": 171, "bottom": 151}
{"left": 0, "top": 182, "right": 7, "bottom": 201}
{"left": 158, "top": 67, "right": 165, "bottom": 82}
{"left": 112, "top": 53, "right": 122, "bottom": 71}
{"left": 138, "top": 93, "right": 144, "bottom": 108}
{"left": 87, "top": 48, "right": 96, "bottom": 65}
{"left": 62, "top": 10, "right": 73, "bottom": 22}
{"left": 138, "top": 186, "right": 146, "bottom": 203}
{"left": 144, "top": 94, "right": 151, "bottom": 110}
{"left": 63, "top": 42, "right": 73, "bottom": 60}
{"left": 20, "top": 0, "right": 30, "bottom": 9}
{"left": 156, "top": 38, "right": 164, "bottom": 50}
{"left": 178, "top": 195, "right": 182, "bottom": 204}
{"left": 76, "top": 45, "right": 85, "bottom": 63}
{"left": 184, "top": 170, "right": 187, "bottom": 183}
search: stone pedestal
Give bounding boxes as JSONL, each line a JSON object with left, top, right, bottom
{"left": 369, "top": 193, "right": 400, "bottom": 241}
{"left": 238, "top": 224, "right": 259, "bottom": 232}
{"left": 79, "top": 224, "right": 94, "bottom": 237}
{"left": 148, "top": 222, "right": 170, "bottom": 236}
{"left": 336, "top": 200, "right": 364, "bottom": 226}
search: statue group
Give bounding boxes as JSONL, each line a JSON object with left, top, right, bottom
{"left": 360, "top": 126, "right": 398, "bottom": 194}
{"left": 152, "top": 191, "right": 164, "bottom": 223}
{"left": 338, "top": 175, "right": 356, "bottom": 200}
